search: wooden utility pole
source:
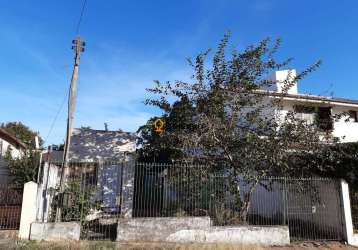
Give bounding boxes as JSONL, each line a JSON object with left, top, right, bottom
{"left": 56, "top": 36, "right": 85, "bottom": 222}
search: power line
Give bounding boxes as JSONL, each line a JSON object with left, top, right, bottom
{"left": 44, "top": 92, "right": 68, "bottom": 144}
{"left": 44, "top": 1, "right": 88, "bottom": 145}
{"left": 44, "top": 0, "right": 87, "bottom": 145}
{"left": 75, "top": 0, "right": 88, "bottom": 35}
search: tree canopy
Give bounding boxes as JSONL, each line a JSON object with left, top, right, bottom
{"left": 2, "top": 121, "right": 42, "bottom": 185}
{"left": 138, "top": 33, "right": 339, "bottom": 222}
{"left": 141, "top": 33, "right": 328, "bottom": 175}
{"left": 1, "top": 122, "right": 43, "bottom": 149}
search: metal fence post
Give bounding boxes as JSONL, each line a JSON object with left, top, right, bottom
{"left": 283, "top": 177, "right": 287, "bottom": 225}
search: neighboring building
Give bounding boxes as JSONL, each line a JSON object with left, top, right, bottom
{"left": 0, "top": 128, "right": 26, "bottom": 183}
{"left": 261, "top": 69, "right": 358, "bottom": 143}
{"left": 69, "top": 128, "right": 136, "bottom": 161}
{"left": 38, "top": 128, "right": 136, "bottom": 221}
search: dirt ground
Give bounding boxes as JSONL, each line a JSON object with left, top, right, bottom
{"left": 272, "top": 242, "right": 357, "bottom": 250}
{"left": 1, "top": 240, "right": 358, "bottom": 250}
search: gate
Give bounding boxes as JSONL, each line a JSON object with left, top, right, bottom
{"left": 0, "top": 185, "right": 23, "bottom": 230}
{"left": 284, "top": 178, "right": 344, "bottom": 241}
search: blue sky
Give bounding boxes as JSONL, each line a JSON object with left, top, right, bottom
{"left": 0, "top": 0, "right": 357, "bottom": 145}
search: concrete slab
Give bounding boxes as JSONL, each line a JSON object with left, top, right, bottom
{"left": 166, "top": 226, "right": 290, "bottom": 246}
{"left": 116, "top": 217, "right": 289, "bottom": 246}
{"left": 0, "top": 230, "right": 17, "bottom": 240}
{"left": 117, "top": 217, "right": 211, "bottom": 242}
{"left": 30, "top": 222, "right": 81, "bottom": 241}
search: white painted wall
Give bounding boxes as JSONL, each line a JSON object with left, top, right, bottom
{"left": 264, "top": 69, "right": 298, "bottom": 94}
{"left": 37, "top": 163, "right": 60, "bottom": 222}
{"left": 331, "top": 106, "right": 358, "bottom": 142}
{"left": 0, "top": 138, "right": 23, "bottom": 183}
{"left": 267, "top": 99, "right": 358, "bottom": 143}
{"left": 259, "top": 69, "right": 358, "bottom": 142}
{"left": 0, "top": 138, "right": 22, "bottom": 158}
{"left": 19, "top": 181, "right": 39, "bottom": 239}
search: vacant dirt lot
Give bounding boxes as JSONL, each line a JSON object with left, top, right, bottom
{"left": 1, "top": 240, "right": 358, "bottom": 250}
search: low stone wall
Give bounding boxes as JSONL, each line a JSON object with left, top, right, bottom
{"left": 0, "top": 230, "right": 18, "bottom": 240}
{"left": 117, "top": 217, "right": 211, "bottom": 242}
{"left": 116, "top": 217, "right": 290, "bottom": 246}
{"left": 349, "top": 234, "right": 358, "bottom": 246}
{"left": 167, "top": 226, "right": 290, "bottom": 246}
{"left": 30, "top": 222, "right": 81, "bottom": 241}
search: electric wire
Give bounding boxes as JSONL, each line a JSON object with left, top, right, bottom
{"left": 44, "top": 0, "right": 88, "bottom": 145}
{"left": 44, "top": 92, "right": 68, "bottom": 145}
{"left": 75, "top": 0, "right": 88, "bottom": 35}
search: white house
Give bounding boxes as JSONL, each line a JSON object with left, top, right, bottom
{"left": 0, "top": 128, "right": 26, "bottom": 183}
{"left": 262, "top": 69, "right": 358, "bottom": 143}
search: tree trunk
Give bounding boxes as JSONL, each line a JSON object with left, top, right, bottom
{"left": 239, "top": 182, "right": 258, "bottom": 224}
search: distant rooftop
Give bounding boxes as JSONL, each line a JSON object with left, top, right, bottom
{"left": 0, "top": 128, "right": 27, "bottom": 150}
{"left": 262, "top": 69, "right": 358, "bottom": 107}
{"left": 68, "top": 128, "right": 136, "bottom": 162}
{"left": 259, "top": 90, "right": 358, "bottom": 107}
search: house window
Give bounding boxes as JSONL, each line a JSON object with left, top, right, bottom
{"left": 293, "top": 105, "right": 315, "bottom": 124}
{"left": 294, "top": 105, "right": 333, "bottom": 131}
{"left": 349, "top": 110, "right": 358, "bottom": 122}
{"left": 294, "top": 105, "right": 315, "bottom": 113}
{"left": 316, "top": 107, "right": 333, "bottom": 131}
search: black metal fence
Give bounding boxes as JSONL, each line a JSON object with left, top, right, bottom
{"left": 133, "top": 163, "right": 344, "bottom": 241}
{"left": 0, "top": 184, "right": 23, "bottom": 230}
{"left": 46, "top": 161, "right": 345, "bottom": 241}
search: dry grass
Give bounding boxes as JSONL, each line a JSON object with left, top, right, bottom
{"left": 14, "top": 241, "right": 264, "bottom": 250}
{"left": 7, "top": 240, "right": 358, "bottom": 250}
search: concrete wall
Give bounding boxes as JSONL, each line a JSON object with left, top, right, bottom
{"left": 116, "top": 217, "right": 289, "bottom": 246}
{"left": 19, "top": 181, "right": 39, "bottom": 240}
{"left": 167, "top": 226, "right": 290, "bottom": 246}
{"left": 117, "top": 217, "right": 211, "bottom": 242}
{"left": 36, "top": 163, "right": 59, "bottom": 222}
{"left": 341, "top": 180, "right": 358, "bottom": 246}
{"left": 30, "top": 222, "right": 80, "bottom": 241}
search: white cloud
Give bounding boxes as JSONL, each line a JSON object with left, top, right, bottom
{"left": 69, "top": 46, "right": 192, "bottom": 140}
{"left": 0, "top": 30, "right": 193, "bottom": 145}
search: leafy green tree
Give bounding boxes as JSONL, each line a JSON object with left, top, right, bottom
{"left": 4, "top": 150, "right": 40, "bottom": 185}
{"left": 1, "top": 122, "right": 43, "bottom": 149}
{"left": 2, "top": 122, "right": 42, "bottom": 185}
{"left": 142, "top": 33, "right": 333, "bottom": 223}
{"left": 137, "top": 97, "right": 195, "bottom": 162}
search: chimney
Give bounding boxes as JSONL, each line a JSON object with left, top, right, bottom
{"left": 35, "top": 136, "right": 40, "bottom": 150}
{"left": 266, "top": 69, "right": 298, "bottom": 94}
